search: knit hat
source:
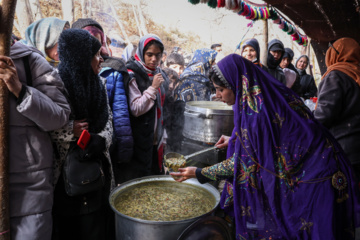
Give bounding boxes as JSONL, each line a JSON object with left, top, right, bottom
{"left": 59, "top": 29, "right": 101, "bottom": 69}
{"left": 72, "top": 18, "right": 104, "bottom": 32}
{"left": 283, "top": 48, "right": 294, "bottom": 60}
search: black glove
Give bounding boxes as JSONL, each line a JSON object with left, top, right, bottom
{"left": 83, "top": 134, "right": 106, "bottom": 160}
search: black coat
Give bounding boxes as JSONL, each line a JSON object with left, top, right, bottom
{"left": 267, "top": 67, "right": 286, "bottom": 85}
{"left": 314, "top": 70, "right": 360, "bottom": 165}
{"left": 298, "top": 71, "right": 318, "bottom": 99}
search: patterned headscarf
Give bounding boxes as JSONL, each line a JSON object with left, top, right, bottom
{"left": 214, "top": 54, "right": 360, "bottom": 239}
{"left": 174, "top": 48, "right": 217, "bottom": 102}
{"left": 24, "top": 17, "right": 69, "bottom": 66}
{"left": 184, "top": 48, "right": 218, "bottom": 78}
{"left": 322, "top": 37, "right": 360, "bottom": 86}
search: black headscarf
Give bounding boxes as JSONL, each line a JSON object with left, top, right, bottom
{"left": 267, "top": 39, "right": 284, "bottom": 69}
{"left": 58, "top": 29, "right": 108, "bottom": 133}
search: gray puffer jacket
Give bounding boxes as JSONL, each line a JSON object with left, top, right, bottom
{"left": 9, "top": 42, "right": 70, "bottom": 217}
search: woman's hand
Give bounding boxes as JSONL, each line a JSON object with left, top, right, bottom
{"left": 73, "top": 119, "right": 89, "bottom": 137}
{"left": 170, "top": 167, "right": 197, "bottom": 182}
{"left": 152, "top": 73, "right": 164, "bottom": 89}
{"left": 215, "top": 135, "right": 230, "bottom": 149}
{"left": 0, "top": 56, "right": 22, "bottom": 98}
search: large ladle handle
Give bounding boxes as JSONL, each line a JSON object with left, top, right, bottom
{"left": 184, "top": 146, "right": 217, "bottom": 160}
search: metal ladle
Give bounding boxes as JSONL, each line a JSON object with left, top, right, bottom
{"left": 164, "top": 146, "right": 217, "bottom": 180}
{"left": 164, "top": 146, "right": 217, "bottom": 163}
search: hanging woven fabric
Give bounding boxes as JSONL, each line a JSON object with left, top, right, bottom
{"left": 189, "top": 0, "right": 201, "bottom": 4}
{"left": 208, "top": 0, "right": 217, "bottom": 8}
{"left": 218, "top": 0, "right": 226, "bottom": 8}
{"left": 231, "top": 0, "right": 242, "bottom": 12}
{"left": 225, "top": 0, "right": 237, "bottom": 10}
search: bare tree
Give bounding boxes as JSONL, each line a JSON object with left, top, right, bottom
{"left": 106, "top": 0, "right": 131, "bottom": 45}
{"left": 28, "top": 0, "right": 42, "bottom": 21}
{"left": 88, "top": 0, "right": 92, "bottom": 17}
{"left": 15, "top": 0, "right": 33, "bottom": 38}
{"left": 81, "top": 0, "right": 87, "bottom": 18}
{"left": 132, "top": 4, "right": 143, "bottom": 37}
{"left": 62, "top": 0, "right": 74, "bottom": 24}
{"left": 136, "top": 0, "right": 148, "bottom": 35}
{"left": 0, "top": 0, "right": 17, "bottom": 239}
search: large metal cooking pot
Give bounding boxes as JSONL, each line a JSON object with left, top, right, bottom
{"left": 183, "top": 101, "right": 234, "bottom": 143}
{"left": 109, "top": 175, "right": 220, "bottom": 240}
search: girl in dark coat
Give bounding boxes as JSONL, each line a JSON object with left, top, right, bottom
{"left": 125, "top": 34, "right": 167, "bottom": 180}
{"left": 295, "top": 55, "right": 318, "bottom": 99}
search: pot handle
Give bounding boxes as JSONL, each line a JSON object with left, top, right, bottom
{"left": 185, "top": 112, "right": 209, "bottom": 119}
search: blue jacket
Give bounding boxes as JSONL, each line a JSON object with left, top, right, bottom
{"left": 100, "top": 66, "right": 133, "bottom": 163}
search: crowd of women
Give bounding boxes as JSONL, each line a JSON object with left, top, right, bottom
{"left": 1, "top": 16, "right": 360, "bottom": 240}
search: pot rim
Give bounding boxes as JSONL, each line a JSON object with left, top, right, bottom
{"left": 109, "top": 175, "right": 220, "bottom": 225}
{"left": 185, "top": 101, "right": 234, "bottom": 115}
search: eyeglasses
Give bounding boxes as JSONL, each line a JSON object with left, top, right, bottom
{"left": 328, "top": 41, "right": 339, "bottom": 55}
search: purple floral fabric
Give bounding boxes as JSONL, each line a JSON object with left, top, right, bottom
{"left": 216, "top": 54, "right": 360, "bottom": 239}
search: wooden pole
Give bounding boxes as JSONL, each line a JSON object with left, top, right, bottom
{"left": 0, "top": 1, "right": 17, "bottom": 239}
{"left": 259, "top": 18, "right": 268, "bottom": 66}
{"left": 307, "top": 39, "right": 313, "bottom": 77}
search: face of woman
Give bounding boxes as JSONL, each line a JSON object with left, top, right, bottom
{"left": 94, "top": 33, "right": 102, "bottom": 43}
{"left": 279, "top": 57, "right": 291, "bottom": 69}
{"left": 91, "top": 49, "right": 104, "bottom": 75}
{"left": 296, "top": 57, "right": 308, "bottom": 70}
{"left": 144, "top": 44, "right": 162, "bottom": 69}
{"left": 45, "top": 43, "right": 59, "bottom": 61}
{"left": 270, "top": 50, "right": 282, "bottom": 61}
{"left": 242, "top": 46, "right": 257, "bottom": 62}
{"left": 214, "top": 82, "right": 235, "bottom": 105}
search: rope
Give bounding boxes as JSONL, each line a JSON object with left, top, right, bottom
{"left": 234, "top": 20, "right": 254, "bottom": 53}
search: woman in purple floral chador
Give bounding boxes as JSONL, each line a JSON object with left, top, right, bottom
{"left": 172, "top": 54, "right": 360, "bottom": 239}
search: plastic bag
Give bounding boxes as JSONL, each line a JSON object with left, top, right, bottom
{"left": 304, "top": 97, "right": 317, "bottom": 111}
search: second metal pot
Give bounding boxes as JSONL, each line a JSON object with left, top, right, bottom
{"left": 183, "top": 101, "right": 234, "bottom": 143}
